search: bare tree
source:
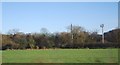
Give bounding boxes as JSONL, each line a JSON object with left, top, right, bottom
{"left": 67, "top": 24, "right": 87, "bottom": 44}
{"left": 8, "top": 29, "right": 19, "bottom": 35}
{"left": 40, "top": 28, "right": 49, "bottom": 35}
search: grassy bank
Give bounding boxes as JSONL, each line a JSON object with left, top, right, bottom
{"left": 2, "top": 49, "right": 118, "bottom": 63}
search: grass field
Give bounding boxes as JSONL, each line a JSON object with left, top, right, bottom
{"left": 2, "top": 49, "right": 118, "bottom": 63}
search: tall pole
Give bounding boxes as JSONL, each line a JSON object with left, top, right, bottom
{"left": 71, "top": 24, "right": 73, "bottom": 44}
{"left": 100, "top": 24, "right": 104, "bottom": 43}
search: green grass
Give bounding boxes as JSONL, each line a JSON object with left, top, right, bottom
{"left": 2, "top": 49, "right": 118, "bottom": 63}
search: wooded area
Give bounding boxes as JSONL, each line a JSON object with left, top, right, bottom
{"left": 1, "top": 25, "right": 120, "bottom": 50}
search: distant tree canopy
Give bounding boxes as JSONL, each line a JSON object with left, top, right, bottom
{"left": 1, "top": 25, "right": 120, "bottom": 50}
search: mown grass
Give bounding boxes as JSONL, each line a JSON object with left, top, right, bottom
{"left": 2, "top": 49, "right": 118, "bottom": 63}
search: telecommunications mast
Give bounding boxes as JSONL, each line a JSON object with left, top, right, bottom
{"left": 100, "top": 24, "right": 104, "bottom": 43}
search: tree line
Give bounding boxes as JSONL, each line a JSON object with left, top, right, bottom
{"left": 1, "top": 25, "right": 120, "bottom": 50}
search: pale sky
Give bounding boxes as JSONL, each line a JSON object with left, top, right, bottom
{"left": 2, "top": 2, "right": 118, "bottom": 34}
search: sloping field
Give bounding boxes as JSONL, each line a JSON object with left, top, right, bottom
{"left": 2, "top": 49, "right": 118, "bottom": 63}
